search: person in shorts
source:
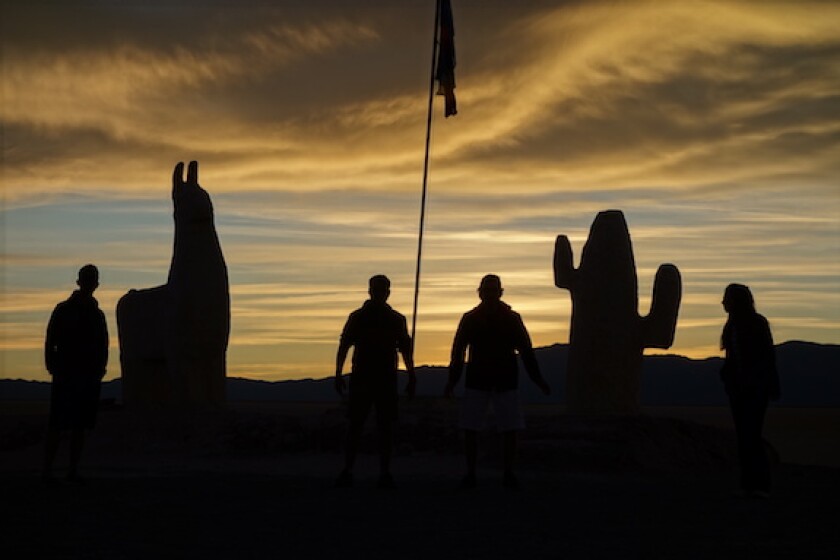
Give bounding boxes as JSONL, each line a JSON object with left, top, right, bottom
{"left": 335, "top": 275, "right": 415, "bottom": 487}
{"left": 43, "top": 264, "right": 109, "bottom": 483}
{"left": 445, "top": 274, "right": 550, "bottom": 489}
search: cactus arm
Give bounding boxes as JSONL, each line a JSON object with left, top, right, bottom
{"left": 642, "top": 263, "right": 681, "bottom": 348}
{"left": 554, "top": 235, "right": 577, "bottom": 289}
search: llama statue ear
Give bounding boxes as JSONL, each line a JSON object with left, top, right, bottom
{"left": 172, "top": 161, "right": 184, "bottom": 199}
{"left": 120, "top": 159, "right": 229, "bottom": 410}
{"left": 187, "top": 161, "right": 198, "bottom": 185}
{"left": 172, "top": 161, "right": 200, "bottom": 199}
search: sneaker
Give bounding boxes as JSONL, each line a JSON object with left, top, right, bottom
{"left": 335, "top": 470, "right": 353, "bottom": 488}
{"left": 377, "top": 473, "right": 396, "bottom": 489}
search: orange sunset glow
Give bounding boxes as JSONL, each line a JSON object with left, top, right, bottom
{"left": 2, "top": 0, "right": 839, "bottom": 382}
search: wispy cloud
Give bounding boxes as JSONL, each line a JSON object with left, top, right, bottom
{"left": 2, "top": 1, "right": 839, "bottom": 381}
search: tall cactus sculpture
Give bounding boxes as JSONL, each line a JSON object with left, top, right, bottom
{"left": 554, "top": 210, "right": 681, "bottom": 414}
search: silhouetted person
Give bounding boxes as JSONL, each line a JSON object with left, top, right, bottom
{"left": 720, "top": 283, "right": 780, "bottom": 499}
{"left": 445, "top": 275, "right": 550, "bottom": 489}
{"left": 43, "top": 265, "right": 109, "bottom": 482}
{"left": 335, "top": 275, "right": 416, "bottom": 488}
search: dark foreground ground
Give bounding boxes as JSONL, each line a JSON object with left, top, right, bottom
{"left": 2, "top": 401, "right": 839, "bottom": 559}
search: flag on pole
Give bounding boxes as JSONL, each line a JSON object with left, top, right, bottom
{"left": 435, "top": 0, "right": 457, "bottom": 117}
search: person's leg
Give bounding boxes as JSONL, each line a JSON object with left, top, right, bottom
{"left": 68, "top": 429, "right": 85, "bottom": 480}
{"left": 42, "top": 427, "right": 62, "bottom": 480}
{"left": 494, "top": 390, "right": 524, "bottom": 488}
{"left": 377, "top": 420, "right": 393, "bottom": 476}
{"left": 338, "top": 386, "right": 371, "bottom": 487}
{"left": 44, "top": 377, "right": 65, "bottom": 480}
{"left": 458, "top": 389, "right": 488, "bottom": 487}
{"left": 464, "top": 429, "right": 478, "bottom": 481}
{"left": 729, "top": 394, "right": 751, "bottom": 493}
{"left": 502, "top": 430, "right": 517, "bottom": 476}
{"left": 744, "top": 393, "right": 771, "bottom": 494}
{"left": 343, "top": 416, "right": 365, "bottom": 473}
{"left": 376, "top": 379, "right": 398, "bottom": 477}
{"left": 502, "top": 431, "right": 521, "bottom": 489}
{"left": 375, "top": 419, "right": 396, "bottom": 488}
{"left": 335, "top": 417, "right": 364, "bottom": 487}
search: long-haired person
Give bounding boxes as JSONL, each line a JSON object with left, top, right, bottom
{"left": 720, "top": 283, "right": 780, "bottom": 498}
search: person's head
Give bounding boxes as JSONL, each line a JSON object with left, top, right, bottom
{"left": 478, "top": 274, "right": 503, "bottom": 303}
{"left": 368, "top": 274, "right": 391, "bottom": 302}
{"left": 722, "top": 283, "right": 754, "bottom": 316}
{"left": 77, "top": 264, "right": 99, "bottom": 295}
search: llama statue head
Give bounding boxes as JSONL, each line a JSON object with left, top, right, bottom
{"left": 172, "top": 160, "right": 214, "bottom": 227}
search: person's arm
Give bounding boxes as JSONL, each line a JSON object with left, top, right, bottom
{"left": 515, "top": 315, "right": 551, "bottom": 396}
{"left": 445, "top": 316, "right": 468, "bottom": 397}
{"left": 335, "top": 316, "right": 354, "bottom": 396}
{"left": 398, "top": 317, "right": 416, "bottom": 398}
{"left": 762, "top": 317, "right": 780, "bottom": 401}
{"left": 44, "top": 307, "right": 59, "bottom": 375}
{"left": 99, "top": 310, "right": 109, "bottom": 379}
{"left": 335, "top": 341, "right": 350, "bottom": 396}
{"left": 397, "top": 316, "right": 416, "bottom": 397}
{"left": 719, "top": 322, "right": 732, "bottom": 385}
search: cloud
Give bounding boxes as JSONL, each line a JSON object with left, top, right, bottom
{"left": 4, "top": 1, "right": 839, "bottom": 202}
{"left": 2, "top": 1, "right": 839, "bottom": 380}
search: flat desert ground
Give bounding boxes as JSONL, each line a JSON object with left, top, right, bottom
{"left": 2, "top": 400, "right": 839, "bottom": 559}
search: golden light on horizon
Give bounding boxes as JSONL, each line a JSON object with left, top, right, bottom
{"left": 2, "top": 1, "right": 839, "bottom": 381}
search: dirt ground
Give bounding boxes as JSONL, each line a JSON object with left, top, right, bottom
{"left": 2, "top": 401, "right": 839, "bottom": 559}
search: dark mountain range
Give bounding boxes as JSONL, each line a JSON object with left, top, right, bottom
{"left": 1, "top": 341, "right": 837, "bottom": 406}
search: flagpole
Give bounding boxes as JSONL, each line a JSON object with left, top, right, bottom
{"left": 411, "top": 0, "right": 442, "bottom": 347}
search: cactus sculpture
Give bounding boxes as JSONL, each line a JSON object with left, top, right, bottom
{"left": 554, "top": 210, "right": 681, "bottom": 414}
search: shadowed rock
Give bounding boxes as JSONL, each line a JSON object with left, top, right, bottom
{"left": 117, "top": 161, "right": 230, "bottom": 409}
{"left": 554, "top": 210, "right": 681, "bottom": 414}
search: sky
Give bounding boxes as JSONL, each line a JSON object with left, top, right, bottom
{"left": 2, "top": 0, "right": 839, "bottom": 382}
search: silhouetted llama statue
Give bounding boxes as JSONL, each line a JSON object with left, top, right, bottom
{"left": 554, "top": 210, "right": 681, "bottom": 414}
{"left": 117, "top": 161, "right": 230, "bottom": 409}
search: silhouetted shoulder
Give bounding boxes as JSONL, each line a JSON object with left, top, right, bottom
{"left": 52, "top": 296, "right": 75, "bottom": 313}
{"left": 384, "top": 306, "right": 408, "bottom": 334}
{"left": 343, "top": 301, "right": 407, "bottom": 340}
{"left": 741, "top": 312, "right": 773, "bottom": 342}
{"left": 461, "top": 305, "right": 482, "bottom": 321}
{"left": 468, "top": 302, "right": 517, "bottom": 319}
{"left": 50, "top": 293, "right": 102, "bottom": 323}
{"left": 389, "top": 307, "right": 407, "bottom": 322}
{"left": 50, "top": 301, "right": 67, "bottom": 317}
{"left": 756, "top": 313, "right": 771, "bottom": 329}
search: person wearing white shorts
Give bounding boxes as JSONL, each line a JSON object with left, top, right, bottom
{"left": 444, "top": 275, "right": 551, "bottom": 489}
{"left": 459, "top": 388, "right": 525, "bottom": 432}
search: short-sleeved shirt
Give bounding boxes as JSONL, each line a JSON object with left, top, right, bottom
{"left": 449, "top": 301, "right": 537, "bottom": 392}
{"left": 340, "top": 300, "right": 412, "bottom": 387}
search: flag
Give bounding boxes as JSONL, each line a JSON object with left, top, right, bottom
{"left": 435, "top": 0, "right": 457, "bottom": 117}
